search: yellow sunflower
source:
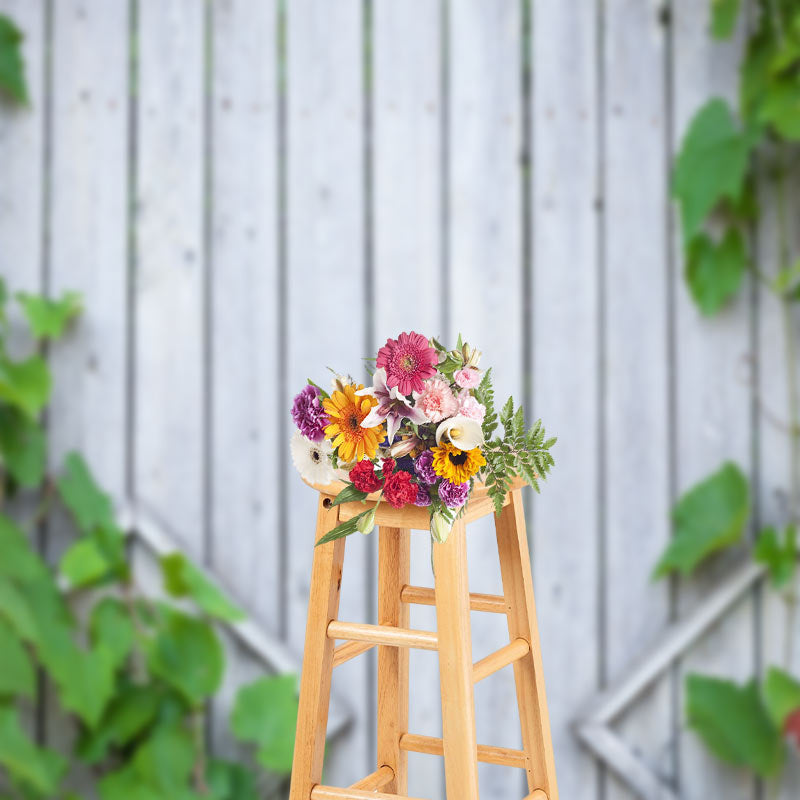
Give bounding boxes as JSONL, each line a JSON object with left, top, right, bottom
{"left": 431, "top": 442, "right": 486, "bottom": 484}
{"left": 323, "top": 384, "right": 384, "bottom": 462}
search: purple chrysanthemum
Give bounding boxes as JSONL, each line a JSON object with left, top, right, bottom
{"left": 414, "top": 450, "right": 437, "bottom": 485}
{"left": 438, "top": 479, "right": 469, "bottom": 508}
{"left": 414, "top": 485, "right": 432, "bottom": 507}
{"left": 291, "top": 384, "right": 329, "bottom": 442}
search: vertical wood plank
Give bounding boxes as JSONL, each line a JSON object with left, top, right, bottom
{"left": 289, "top": 498, "right": 346, "bottom": 800}
{"left": 286, "top": 0, "right": 368, "bottom": 785}
{"left": 670, "top": 4, "right": 756, "bottom": 799}
{"left": 45, "top": 1, "right": 130, "bottom": 780}
{"left": 603, "top": 1, "right": 671, "bottom": 796}
{"left": 433, "top": 520, "right": 480, "bottom": 800}
{"left": 530, "top": 2, "right": 600, "bottom": 797}
{"left": 448, "top": 2, "right": 523, "bottom": 796}
{"left": 135, "top": 0, "right": 206, "bottom": 552}
{"left": 372, "top": 2, "right": 443, "bottom": 794}
{"left": 377, "top": 526, "right": 410, "bottom": 794}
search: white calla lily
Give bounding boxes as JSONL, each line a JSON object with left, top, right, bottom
{"left": 434, "top": 415, "right": 484, "bottom": 451}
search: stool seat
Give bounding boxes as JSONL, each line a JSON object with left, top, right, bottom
{"left": 289, "top": 482, "right": 559, "bottom": 800}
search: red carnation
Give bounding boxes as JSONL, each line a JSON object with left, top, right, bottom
{"left": 349, "top": 459, "right": 383, "bottom": 493}
{"left": 383, "top": 470, "right": 418, "bottom": 509}
{"left": 381, "top": 458, "right": 396, "bottom": 479}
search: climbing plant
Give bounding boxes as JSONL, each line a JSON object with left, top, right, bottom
{"left": 655, "top": 0, "right": 800, "bottom": 786}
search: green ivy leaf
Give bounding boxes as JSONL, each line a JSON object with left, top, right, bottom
{"left": 132, "top": 724, "right": 196, "bottom": 793}
{"left": 754, "top": 525, "right": 797, "bottom": 589}
{"left": 16, "top": 291, "right": 82, "bottom": 340}
{"left": 0, "top": 14, "right": 28, "bottom": 104}
{"left": 687, "top": 675, "right": 784, "bottom": 776}
{"left": 60, "top": 538, "right": 114, "bottom": 588}
{"left": 160, "top": 553, "right": 244, "bottom": 622}
{"left": 90, "top": 597, "right": 134, "bottom": 669}
{"left": 711, "top": 0, "right": 741, "bottom": 39}
{"left": 685, "top": 229, "right": 747, "bottom": 315}
{"left": 0, "top": 577, "right": 39, "bottom": 643}
{"left": 0, "top": 355, "right": 50, "bottom": 419}
{"left": 759, "top": 76, "right": 800, "bottom": 140}
{"left": 0, "top": 704, "right": 65, "bottom": 794}
{"left": 673, "top": 99, "right": 757, "bottom": 241}
{"left": 206, "top": 759, "right": 258, "bottom": 800}
{"left": 231, "top": 675, "right": 298, "bottom": 774}
{"left": 0, "top": 618, "right": 34, "bottom": 697}
{"left": 57, "top": 452, "right": 115, "bottom": 532}
{"left": 654, "top": 461, "right": 749, "bottom": 578}
{"left": 0, "top": 515, "right": 47, "bottom": 583}
{"left": 146, "top": 610, "right": 224, "bottom": 707}
{"left": 0, "top": 406, "right": 45, "bottom": 487}
{"left": 763, "top": 667, "right": 800, "bottom": 729}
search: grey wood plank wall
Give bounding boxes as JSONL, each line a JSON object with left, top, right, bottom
{"left": 0, "top": 1, "right": 789, "bottom": 799}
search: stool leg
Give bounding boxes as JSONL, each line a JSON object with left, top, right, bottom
{"left": 289, "top": 497, "right": 346, "bottom": 800}
{"left": 433, "top": 519, "right": 480, "bottom": 800}
{"left": 377, "top": 526, "right": 410, "bottom": 793}
{"left": 495, "top": 490, "right": 559, "bottom": 799}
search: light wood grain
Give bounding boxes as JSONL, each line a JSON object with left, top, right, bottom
{"left": 332, "top": 640, "right": 376, "bottom": 668}
{"left": 496, "top": 491, "right": 558, "bottom": 798}
{"left": 289, "top": 498, "right": 346, "bottom": 800}
{"left": 473, "top": 638, "right": 530, "bottom": 684}
{"left": 399, "top": 733, "right": 527, "bottom": 769}
{"left": 327, "top": 621, "right": 438, "bottom": 651}
{"left": 349, "top": 765, "right": 394, "bottom": 791}
{"left": 525, "top": 791, "right": 548, "bottom": 800}
{"left": 311, "top": 785, "right": 427, "bottom": 800}
{"left": 400, "top": 585, "right": 507, "bottom": 614}
{"left": 433, "top": 519, "right": 480, "bottom": 798}
{"left": 377, "top": 527, "right": 410, "bottom": 793}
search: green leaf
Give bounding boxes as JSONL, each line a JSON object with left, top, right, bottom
{"left": 0, "top": 619, "right": 34, "bottom": 697}
{"left": 711, "top": 0, "right": 741, "bottom": 39}
{"left": 132, "top": 724, "right": 196, "bottom": 792}
{"left": 146, "top": 610, "right": 224, "bottom": 706}
{"left": 685, "top": 229, "right": 747, "bottom": 315}
{"left": 90, "top": 597, "right": 134, "bottom": 668}
{"left": 754, "top": 525, "right": 797, "bottom": 589}
{"left": 686, "top": 674, "right": 784, "bottom": 777}
{"left": 315, "top": 509, "right": 373, "bottom": 545}
{"left": 160, "top": 553, "right": 244, "bottom": 622}
{"left": 673, "top": 98, "right": 756, "bottom": 240}
{"left": 654, "top": 461, "right": 749, "bottom": 578}
{"left": 0, "top": 406, "right": 45, "bottom": 487}
{"left": 0, "top": 355, "right": 50, "bottom": 419}
{"left": 331, "top": 483, "right": 369, "bottom": 506}
{"left": 759, "top": 76, "right": 800, "bottom": 140}
{"left": 764, "top": 667, "right": 800, "bottom": 729}
{"left": 231, "top": 675, "right": 298, "bottom": 774}
{"left": 0, "top": 577, "right": 39, "bottom": 643}
{"left": 0, "top": 704, "right": 65, "bottom": 794}
{"left": 0, "top": 515, "right": 47, "bottom": 583}
{"left": 0, "top": 14, "right": 27, "bottom": 104}
{"left": 57, "top": 451, "right": 115, "bottom": 532}
{"left": 16, "top": 291, "right": 82, "bottom": 340}
{"left": 60, "top": 538, "right": 114, "bottom": 588}
{"left": 206, "top": 760, "right": 258, "bottom": 800}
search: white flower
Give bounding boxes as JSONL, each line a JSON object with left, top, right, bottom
{"left": 430, "top": 511, "right": 453, "bottom": 543}
{"left": 290, "top": 431, "right": 336, "bottom": 484}
{"left": 435, "top": 415, "right": 484, "bottom": 451}
{"left": 356, "top": 507, "right": 377, "bottom": 536}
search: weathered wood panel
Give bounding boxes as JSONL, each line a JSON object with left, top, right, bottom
{"left": 531, "top": 2, "right": 600, "bottom": 797}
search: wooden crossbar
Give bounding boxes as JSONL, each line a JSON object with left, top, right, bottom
{"left": 400, "top": 584, "right": 507, "bottom": 614}
{"left": 332, "top": 640, "right": 375, "bottom": 667}
{"left": 398, "top": 733, "right": 528, "bottom": 769}
{"left": 311, "top": 786, "right": 428, "bottom": 800}
{"left": 349, "top": 766, "right": 394, "bottom": 790}
{"left": 525, "top": 792, "right": 548, "bottom": 800}
{"left": 473, "top": 637, "right": 530, "bottom": 683}
{"left": 327, "top": 621, "right": 438, "bottom": 651}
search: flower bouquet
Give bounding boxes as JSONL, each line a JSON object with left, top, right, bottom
{"left": 290, "top": 331, "right": 556, "bottom": 546}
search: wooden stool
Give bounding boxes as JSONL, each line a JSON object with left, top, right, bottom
{"left": 289, "top": 477, "right": 558, "bottom": 800}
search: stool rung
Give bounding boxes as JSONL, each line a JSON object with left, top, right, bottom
{"left": 349, "top": 765, "right": 394, "bottom": 790}
{"left": 332, "top": 640, "right": 376, "bottom": 667}
{"left": 398, "top": 733, "right": 528, "bottom": 769}
{"left": 311, "top": 787, "right": 428, "bottom": 800}
{"left": 473, "top": 637, "right": 530, "bottom": 683}
{"left": 400, "top": 584, "right": 507, "bottom": 614}
{"left": 327, "top": 621, "right": 438, "bottom": 651}
{"left": 524, "top": 791, "right": 548, "bottom": 800}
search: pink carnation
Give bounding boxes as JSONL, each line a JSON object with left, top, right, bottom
{"left": 457, "top": 393, "right": 486, "bottom": 423}
{"left": 454, "top": 368, "right": 481, "bottom": 389}
{"left": 416, "top": 378, "right": 458, "bottom": 423}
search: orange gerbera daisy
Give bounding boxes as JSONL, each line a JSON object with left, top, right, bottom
{"left": 323, "top": 384, "right": 384, "bottom": 462}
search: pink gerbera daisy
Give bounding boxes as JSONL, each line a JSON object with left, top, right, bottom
{"left": 376, "top": 331, "right": 438, "bottom": 395}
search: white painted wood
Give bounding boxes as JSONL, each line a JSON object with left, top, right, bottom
{"left": 670, "top": 4, "right": 756, "bottom": 800}
{"left": 372, "top": 2, "right": 443, "bottom": 796}
{"left": 448, "top": 2, "right": 523, "bottom": 797}
{"left": 531, "top": 2, "right": 600, "bottom": 799}
{"left": 286, "top": 0, "right": 369, "bottom": 787}
{"left": 134, "top": 0, "right": 206, "bottom": 553}
{"left": 603, "top": 1, "right": 671, "bottom": 796}
{"left": 208, "top": 0, "right": 281, "bottom": 761}
{"left": 44, "top": 1, "right": 130, "bottom": 788}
